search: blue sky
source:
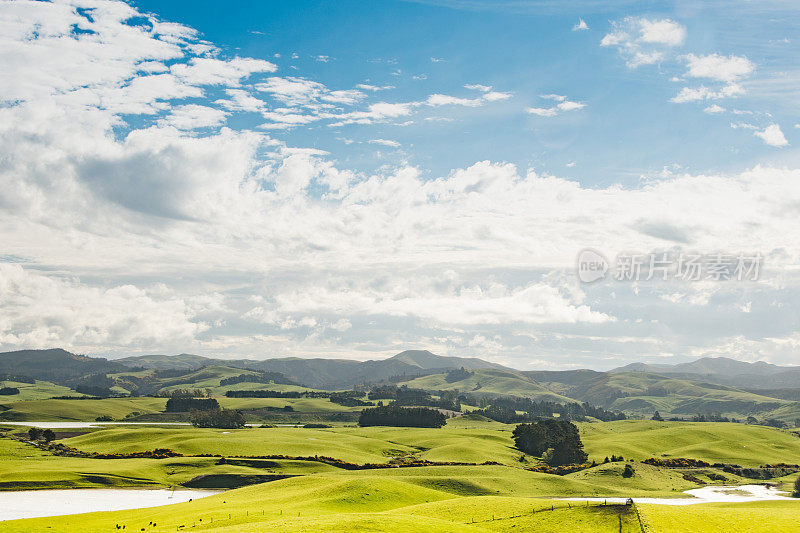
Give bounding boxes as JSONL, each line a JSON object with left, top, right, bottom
{"left": 133, "top": 0, "right": 799, "bottom": 184}
{"left": 0, "top": 0, "right": 799, "bottom": 369}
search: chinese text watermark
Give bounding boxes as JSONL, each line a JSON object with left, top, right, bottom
{"left": 576, "top": 249, "right": 762, "bottom": 283}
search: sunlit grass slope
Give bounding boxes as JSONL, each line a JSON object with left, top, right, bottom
{"left": 578, "top": 420, "right": 800, "bottom": 466}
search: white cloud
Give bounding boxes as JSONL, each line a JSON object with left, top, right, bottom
{"left": 754, "top": 124, "right": 788, "bottom": 147}
{"left": 464, "top": 84, "right": 492, "bottom": 92}
{"left": 3, "top": 0, "right": 800, "bottom": 366}
{"left": 684, "top": 53, "right": 755, "bottom": 83}
{"left": 601, "top": 17, "right": 685, "bottom": 68}
{"left": 638, "top": 18, "right": 686, "bottom": 46}
{"left": 703, "top": 104, "right": 726, "bottom": 114}
{"left": 171, "top": 57, "right": 276, "bottom": 86}
{"left": 526, "top": 96, "right": 585, "bottom": 117}
{"left": 426, "top": 94, "right": 483, "bottom": 107}
{"left": 482, "top": 91, "right": 512, "bottom": 102}
{"left": 160, "top": 104, "right": 229, "bottom": 129}
{"left": 671, "top": 84, "right": 745, "bottom": 103}
{"left": 355, "top": 84, "right": 394, "bottom": 91}
{"left": 0, "top": 264, "right": 204, "bottom": 350}
{"left": 526, "top": 107, "right": 558, "bottom": 117}
{"left": 573, "top": 18, "right": 589, "bottom": 31}
{"left": 368, "top": 139, "right": 401, "bottom": 147}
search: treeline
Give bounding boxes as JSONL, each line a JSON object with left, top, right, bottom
{"left": 470, "top": 396, "right": 625, "bottom": 423}
{"left": 367, "top": 385, "right": 460, "bottom": 410}
{"left": 165, "top": 397, "right": 220, "bottom": 412}
{"left": 359, "top": 405, "right": 447, "bottom": 428}
{"left": 0, "top": 374, "right": 34, "bottom": 384}
{"left": 226, "top": 390, "right": 302, "bottom": 398}
{"left": 219, "top": 372, "right": 297, "bottom": 387}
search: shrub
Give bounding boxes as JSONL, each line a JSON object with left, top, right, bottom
{"left": 95, "top": 415, "right": 114, "bottom": 422}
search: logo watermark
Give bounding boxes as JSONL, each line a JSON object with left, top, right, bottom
{"left": 576, "top": 250, "right": 762, "bottom": 283}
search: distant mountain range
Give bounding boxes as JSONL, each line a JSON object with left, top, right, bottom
{"left": 115, "top": 349, "right": 507, "bottom": 389}
{"left": 608, "top": 356, "right": 800, "bottom": 389}
{"left": 2, "top": 349, "right": 800, "bottom": 421}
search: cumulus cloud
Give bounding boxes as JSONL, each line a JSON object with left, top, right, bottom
{"left": 684, "top": 53, "right": 755, "bottom": 83}
{"left": 601, "top": 17, "right": 685, "bottom": 68}
{"left": 159, "top": 104, "right": 229, "bottom": 129}
{"left": 0, "top": 264, "right": 204, "bottom": 350}
{"left": 2, "top": 0, "right": 800, "bottom": 367}
{"left": 754, "top": 124, "right": 788, "bottom": 147}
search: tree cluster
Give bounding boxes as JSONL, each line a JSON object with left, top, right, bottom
{"left": 0, "top": 387, "right": 20, "bottom": 395}
{"left": 512, "top": 420, "right": 588, "bottom": 466}
{"left": 359, "top": 405, "right": 447, "bottom": 428}
{"left": 225, "top": 390, "right": 302, "bottom": 398}
{"left": 190, "top": 408, "right": 246, "bottom": 429}
{"left": 28, "top": 427, "right": 55, "bottom": 442}
{"left": 165, "top": 397, "right": 220, "bottom": 412}
{"left": 219, "top": 372, "right": 297, "bottom": 387}
{"left": 470, "top": 396, "right": 625, "bottom": 423}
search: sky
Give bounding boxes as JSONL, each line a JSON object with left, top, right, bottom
{"left": 0, "top": 0, "right": 799, "bottom": 369}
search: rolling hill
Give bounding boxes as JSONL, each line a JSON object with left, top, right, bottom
{"left": 398, "top": 368, "right": 575, "bottom": 403}
{"left": 609, "top": 356, "right": 800, "bottom": 390}
{"left": 115, "top": 350, "right": 509, "bottom": 389}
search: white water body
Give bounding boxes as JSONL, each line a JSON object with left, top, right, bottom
{"left": 0, "top": 421, "right": 309, "bottom": 429}
{"left": 560, "top": 485, "right": 793, "bottom": 506}
{"left": 0, "top": 421, "right": 193, "bottom": 429}
{"left": 0, "top": 488, "right": 220, "bottom": 521}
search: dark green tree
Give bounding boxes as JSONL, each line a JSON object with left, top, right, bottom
{"left": 512, "top": 420, "right": 588, "bottom": 466}
{"left": 42, "top": 429, "right": 56, "bottom": 442}
{"left": 622, "top": 464, "right": 635, "bottom": 478}
{"left": 28, "top": 427, "right": 43, "bottom": 441}
{"left": 651, "top": 411, "right": 663, "bottom": 421}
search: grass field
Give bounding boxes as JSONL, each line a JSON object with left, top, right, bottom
{"left": 0, "top": 380, "right": 83, "bottom": 402}
{"left": 0, "top": 467, "right": 651, "bottom": 532}
{"left": 637, "top": 500, "right": 800, "bottom": 532}
{"left": 3, "top": 409, "right": 800, "bottom": 531}
{"left": 0, "top": 397, "right": 168, "bottom": 421}
{"left": 578, "top": 420, "right": 800, "bottom": 466}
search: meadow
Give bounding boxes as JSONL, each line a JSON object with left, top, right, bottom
{"left": 2, "top": 387, "right": 800, "bottom": 531}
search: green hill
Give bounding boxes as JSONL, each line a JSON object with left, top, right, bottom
{"left": 398, "top": 368, "right": 574, "bottom": 402}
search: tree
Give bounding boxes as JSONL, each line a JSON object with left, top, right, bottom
{"left": 622, "top": 464, "right": 635, "bottom": 478}
{"left": 28, "top": 427, "right": 43, "bottom": 441}
{"left": 190, "top": 408, "right": 246, "bottom": 429}
{"left": 794, "top": 476, "right": 800, "bottom": 498}
{"left": 746, "top": 416, "right": 758, "bottom": 425}
{"left": 651, "top": 411, "right": 663, "bottom": 421}
{"left": 42, "top": 429, "right": 56, "bottom": 442}
{"left": 512, "top": 420, "right": 588, "bottom": 466}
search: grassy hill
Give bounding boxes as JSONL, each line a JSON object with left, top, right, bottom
{"left": 0, "top": 349, "right": 125, "bottom": 384}
{"left": 578, "top": 419, "right": 800, "bottom": 466}
{"left": 553, "top": 371, "right": 789, "bottom": 418}
{"left": 398, "top": 369, "right": 574, "bottom": 402}
{"left": 0, "top": 379, "right": 84, "bottom": 401}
